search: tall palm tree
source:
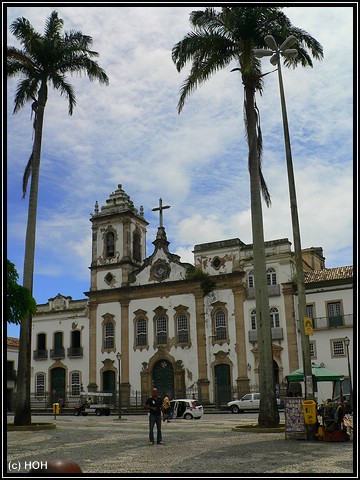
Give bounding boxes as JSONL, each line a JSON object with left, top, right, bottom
{"left": 7, "top": 10, "right": 109, "bottom": 425}
{"left": 172, "top": 6, "right": 323, "bottom": 427}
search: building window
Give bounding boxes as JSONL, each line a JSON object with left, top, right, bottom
{"left": 136, "top": 318, "right": 147, "bottom": 346}
{"left": 37, "top": 333, "right": 46, "bottom": 350}
{"left": 309, "top": 341, "right": 316, "bottom": 358}
{"left": 104, "top": 321, "right": 115, "bottom": 349}
{"left": 133, "top": 231, "right": 141, "bottom": 262}
{"left": 331, "top": 339, "right": 346, "bottom": 357}
{"left": 215, "top": 310, "right": 227, "bottom": 340}
{"left": 156, "top": 315, "right": 167, "bottom": 345}
{"left": 250, "top": 309, "right": 257, "bottom": 330}
{"left": 35, "top": 373, "right": 45, "bottom": 397}
{"left": 248, "top": 271, "right": 255, "bottom": 288}
{"left": 270, "top": 307, "right": 280, "bottom": 328}
{"left": 306, "top": 304, "right": 315, "bottom": 318}
{"left": 105, "top": 231, "right": 115, "bottom": 257}
{"left": 177, "top": 314, "right": 189, "bottom": 343}
{"left": 70, "top": 371, "right": 81, "bottom": 396}
{"left": 327, "top": 301, "right": 343, "bottom": 327}
{"left": 267, "top": 267, "right": 277, "bottom": 286}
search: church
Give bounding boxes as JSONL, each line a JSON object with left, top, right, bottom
{"left": 28, "top": 183, "right": 353, "bottom": 408}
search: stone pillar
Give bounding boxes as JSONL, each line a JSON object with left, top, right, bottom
{"left": 88, "top": 302, "right": 98, "bottom": 390}
{"left": 120, "top": 299, "right": 130, "bottom": 384}
{"left": 233, "top": 285, "right": 250, "bottom": 396}
{"left": 194, "top": 291, "right": 210, "bottom": 403}
{"left": 282, "top": 282, "right": 300, "bottom": 372}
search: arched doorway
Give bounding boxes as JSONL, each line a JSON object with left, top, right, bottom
{"left": 103, "top": 370, "right": 115, "bottom": 392}
{"left": 102, "top": 370, "right": 115, "bottom": 405}
{"left": 50, "top": 367, "right": 65, "bottom": 402}
{"left": 273, "top": 360, "right": 279, "bottom": 385}
{"left": 153, "top": 360, "right": 174, "bottom": 399}
{"left": 214, "top": 364, "right": 231, "bottom": 406}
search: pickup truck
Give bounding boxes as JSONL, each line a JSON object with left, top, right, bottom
{"left": 227, "top": 393, "right": 283, "bottom": 413}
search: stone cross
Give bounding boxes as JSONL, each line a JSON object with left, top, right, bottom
{"left": 152, "top": 198, "right": 170, "bottom": 228}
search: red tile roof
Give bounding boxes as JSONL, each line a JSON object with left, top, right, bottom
{"left": 304, "top": 266, "right": 353, "bottom": 283}
{"left": 7, "top": 337, "right": 20, "bottom": 348}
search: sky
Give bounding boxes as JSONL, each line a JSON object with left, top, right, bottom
{"left": 5, "top": 4, "right": 354, "bottom": 339}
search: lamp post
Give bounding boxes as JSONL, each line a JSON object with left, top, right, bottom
{"left": 116, "top": 352, "right": 121, "bottom": 419}
{"left": 254, "top": 36, "right": 313, "bottom": 400}
{"left": 344, "top": 337, "right": 352, "bottom": 410}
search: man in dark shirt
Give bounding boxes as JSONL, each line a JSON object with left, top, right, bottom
{"left": 144, "top": 388, "right": 164, "bottom": 445}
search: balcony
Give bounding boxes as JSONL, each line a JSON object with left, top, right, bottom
{"left": 248, "top": 327, "right": 284, "bottom": 342}
{"left": 67, "top": 347, "right": 83, "bottom": 358}
{"left": 33, "top": 349, "right": 48, "bottom": 360}
{"left": 313, "top": 314, "right": 353, "bottom": 330}
{"left": 50, "top": 347, "right": 65, "bottom": 359}
{"left": 246, "top": 284, "right": 280, "bottom": 299}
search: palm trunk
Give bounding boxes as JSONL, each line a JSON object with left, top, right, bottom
{"left": 14, "top": 83, "right": 47, "bottom": 426}
{"left": 244, "top": 82, "right": 279, "bottom": 428}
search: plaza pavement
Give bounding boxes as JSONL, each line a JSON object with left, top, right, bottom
{"left": 6, "top": 413, "right": 355, "bottom": 476}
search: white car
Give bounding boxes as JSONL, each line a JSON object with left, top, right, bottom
{"left": 170, "top": 399, "right": 203, "bottom": 419}
{"left": 227, "top": 393, "right": 282, "bottom": 413}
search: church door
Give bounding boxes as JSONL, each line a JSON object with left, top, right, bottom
{"left": 214, "top": 364, "right": 231, "bottom": 406}
{"left": 50, "top": 367, "right": 65, "bottom": 401}
{"left": 152, "top": 360, "right": 174, "bottom": 399}
{"left": 102, "top": 370, "right": 115, "bottom": 405}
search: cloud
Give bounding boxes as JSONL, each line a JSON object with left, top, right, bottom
{"left": 5, "top": 5, "right": 354, "bottom": 311}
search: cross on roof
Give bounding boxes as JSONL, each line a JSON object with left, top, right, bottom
{"left": 152, "top": 198, "right": 170, "bottom": 228}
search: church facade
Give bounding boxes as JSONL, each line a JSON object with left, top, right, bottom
{"left": 29, "top": 184, "right": 353, "bottom": 407}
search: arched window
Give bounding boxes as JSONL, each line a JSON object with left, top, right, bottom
{"left": 270, "top": 307, "right": 280, "bottom": 328}
{"left": 105, "top": 231, "right": 115, "bottom": 257}
{"left": 267, "top": 267, "right": 277, "bottom": 286}
{"left": 250, "top": 309, "right": 257, "bottom": 330}
{"left": 133, "top": 232, "right": 141, "bottom": 262}
{"left": 35, "top": 372, "right": 45, "bottom": 397}
{"left": 177, "top": 314, "right": 189, "bottom": 343}
{"left": 215, "top": 310, "right": 227, "bottom": 340}
{"left": 156, "top": 315, "right": 167, "bottom": 345}
{"left": 70, "top": 371, "right": 81, "bottom": 396}
{"left": 104, "top": 321, "right": 115, "bottom": 349}
{"left": 136, "top": 318, "right": 147, "bottom": 346}
{"left": 248, "top": 270, "right": 255, "bottom": 288}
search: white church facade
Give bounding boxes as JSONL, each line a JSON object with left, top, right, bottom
{"left": 27, "top": 184, "right": 353, "bottom": 408}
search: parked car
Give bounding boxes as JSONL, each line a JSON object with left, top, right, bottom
{"left": 227, "top": 393, "right": 282, "bottom": 413}
{"left": 74, "top": 392, "right": 112, "bottom": 416}
{"left": 170, "top": 399, "right": 203, "bottom": 419}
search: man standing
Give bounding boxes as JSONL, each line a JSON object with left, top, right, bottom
{"left": 144, "top": 388, "right": 164, "bottom": 445}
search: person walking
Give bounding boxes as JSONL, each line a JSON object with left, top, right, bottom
{"left": 163, "top": 393, "right": 171, "bottom": 423}
{"left": 144, "top": 388, "right": 164, "bottom": 445}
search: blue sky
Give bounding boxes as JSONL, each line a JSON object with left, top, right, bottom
{"left": 5, "top": 5, "right": 354, "bottom": 339}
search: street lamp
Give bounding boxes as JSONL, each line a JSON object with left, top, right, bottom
{"left": 254, "top": 36, "right": 313, "bottom": 400}
{"left": 116, "top": 352, "right": 121, "bottom": 419}
{"left": 344, "top": 337, "right": 352, "bottom": 410}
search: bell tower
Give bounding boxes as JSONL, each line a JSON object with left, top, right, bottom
{"left": 89, "top": 184, "right": 148, "bottom": 290}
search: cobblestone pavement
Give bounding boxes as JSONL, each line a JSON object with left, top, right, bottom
{"left": 6, "top": 414, "right": 355, "bottom": 477}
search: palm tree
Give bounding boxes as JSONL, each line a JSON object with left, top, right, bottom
{"left": 172, "top": 6, "right": 323, "bottom": 427}
{"left": 7, "top": 10, "right": 109, "bottom": 425}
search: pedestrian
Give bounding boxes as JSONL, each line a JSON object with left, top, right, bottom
{"left": 163, "top": 392, "right": 171, "bottom": 423}
{"left": 144, "top": 388, "right": 164, "bottom": 445}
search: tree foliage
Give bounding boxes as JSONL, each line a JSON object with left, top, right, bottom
{"left": 7, "top": 260, "right": 36, "bottom": 324}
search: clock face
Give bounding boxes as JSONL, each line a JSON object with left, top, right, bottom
{"left": 153, "top": 262, "right": 170, "bottom": 280}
